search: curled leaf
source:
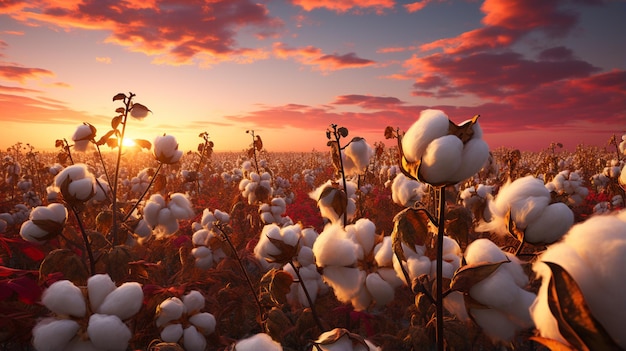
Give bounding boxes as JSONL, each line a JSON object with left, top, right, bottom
{"left": 449, "top": 260, "right": 509, "bottom": 293}
{"left": 391, "top": 208, "right": 432, "bottom": 262}
{"left": 112, "top": 93, "right": 126, "bottom": 101}
{"left": 384, "top": 126, "right": 396, "bottom": 139}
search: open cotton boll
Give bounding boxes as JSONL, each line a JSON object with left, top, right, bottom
{"left": 189, "top": 312, "right": 216, "bottom": 335}
{"left": 42, "top": 280, "right": 86, "bottom": 318}
{"left": 31, "top": 203, "right": 67, "bottom": 223}
{"left": 87, "top": 274, "right": 117, "bottom": 312}
{"left": 402, "top": 109, "right": 450, "bottom": 163}
{"left": 391, "top": 173, "right": 425, "bottom": 208}
{"left": 183, "top": 325, "right": 206, "bottom": 351}
{"left": 365, "top": 273, "right": 395, "bottom": 307}
{"left": 454, "top": 138, "right": 490, "bottom": 183}
{"left": 312, "top": 224, "right": 359, "bottom": 267}
{"left": 97, "top": 282, "right": 143, "bottom": 320}
{"left": 160, "top": 323, "right": 183, "bottom": 342}
{"left": 182, "top": 290, "right": 205, "bottom": 314}
{"left": 531, "top": 212, "right": 626, "bottom": 348}
{"left": 154, "top": 134, "right": 183, "bottom": 164}
{"left": 87, "top": 314, "right": 131, "bottom": 351}
{"left": 419, "top": 135, "right": 463, "bottom": 185}
{"left": 524, "top": 202, "right": 573, "bottom": 244}
{"left": 156, "top": 297, "right": 185, "bottom": 327}
{"left": 322, "top": 266, "right": 364, "bottom": 303}
{"left": 20, "top": 221, "right": 51, "bottom": 243}
{"left": 343, "top": 138, "right": 374, "bottom": 176}
{"left": 347, "top": 218, "right": 377, "bottom": 257}
{"left": 32, "top": 318, "right": 80, "bottom": 351}
{"left": 235, "top": 333, "right": 283, "bottom": 351}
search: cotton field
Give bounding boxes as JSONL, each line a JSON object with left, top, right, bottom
{"left": 1, "top": 94, "right": 625, "bottom": 351}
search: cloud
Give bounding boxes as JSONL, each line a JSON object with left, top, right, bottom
{"left": 272, "top": 42, "right": 375, "bottom": 71}
{"left": 404, "top": 1, "right": 431, "bottom": 13}
{"left": 332, "top": 94, "right": 404, "bottom": 109}
{"left": 290, "top": 0, "right": 395, "bottom": 14}
{"left": 96, "top": 56, "right": 111, "bottom": 64}
{"left": 0, "top": 65, "right": 55, "bottom": 83}
{"left": 2, "top": 0, "right": 283, "bottom": 66}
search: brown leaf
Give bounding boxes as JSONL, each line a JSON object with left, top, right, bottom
{"left": 260, "top": 268, "right": 294, "bottom": 306}
{"left": 134, "top": 139, "right": 152, "bottom": 150}
{"left": 505, "top": 207, "right": 525, "bottom": 242}
{"left": 449, "top": 260, "right": 509, "bottom": 293}
{"left": 112, "top": 93, "right": 126, "bottom": 101}
{"left": 103, "top": 246, "right": 133, "bottom": 282}
{"left": 39, "top": 249, "right": 89, "bottom": 285}
{"left": 265, "top": 236, "right": 299, "bottom": 265}
{"left": 384, "top": 126, "right": 396, "bottom": 139}
{"left": 96, "top": 130, "right": 116, "bottom": 146}
{"left": 448, "top": 114, "right": 479, "bottom": 144}
{"left": 545, "top": 261, "right": 622, "bottom": 351}
{"left": 265, "top": 307, "right": 292, "bottom": 342}
{"left": 391, "top": 208, "right": 432, "bottom": 262}
{"left": 106, "top": 137, "right": 118, "bottom": 148}
{"left": 95, "top": 210, "right": 113, "bottom": 234}
{"left": 328, "top": 140, "right": 342, "bottom": 175}
{"left": 111, "top": 116, "right": 123, "bottom": 130}
{"left": 315, "top": 328, "right": 369, "bottom": 348}
{"left": 254, "top": 135, "right": 263, "bottom": 151}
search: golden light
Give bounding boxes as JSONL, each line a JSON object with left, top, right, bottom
{"left": 122, "top": 138, "right": 137, "bottom": 148}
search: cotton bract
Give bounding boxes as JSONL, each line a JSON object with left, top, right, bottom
{"left": 402, "top": 109, "right": 489, "bottom": 185}
{"left": 530, "top": 210, "right": 626, "bottom": 348}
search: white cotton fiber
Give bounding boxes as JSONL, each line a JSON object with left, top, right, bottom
{"left": 87, "top": 314, "right": 131, "bottom": 351}
{"left": 42, "top": 280, "right": 86, "bottom": 318}
{"left": 235, "top": 333, "right": 282, "bottom": 351}
{"left": 322, "top": 266, "right": 363, "bottom": 303}
{"left": 32, "top": 318, "right": 80, "bottom": 351}
{"left": 183, "top": 290, "right": 205, "bottom": 314}
{"left": 87, "top": 274, "right": 117, "bottom": 312}
{"left": 160, "top": 323, "right": 183, "bottom": 342}
{"left": 524, "top": 202, "right": 573, "bottom": 244}
{"left": 419, "top": 135, "right": 463, "bottom": 185}
{"left": 313, "top": 224, "right": 359, "bottom": 267}
{"left": 189, "top": 312, "right": 216, "bottom": 335}
{"left": 97, "top": 282, "right": 143, "bottom": 320}
{"left": 402, "top": 109, "right": 450, "bottom": 163}
{"left": 365, "top": 273, "right": 395, "bottom": 307}
{"left": 156, "top": 297, "right": 185, "bottom": 327}
{"left": 455, "top": 138, "right": 489, "bottom": 183}
{"left": 183, "top": 325, "right": 207, "bottom": 351}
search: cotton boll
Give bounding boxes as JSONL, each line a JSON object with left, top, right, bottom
{"left": 32, "top": 318, "right": 80, "bottom": 351}
{"left": 349, "top": 218, "right": 377, "bottom": 256}
{"left": 42, "top": 280, "right": 86, "bottom": 318}
{"left": 67, "top": 177, "right": 96, "bottom": 201}
{"left": 160, "top": 323, "right": 184, "bottom": 342}
{"left": 182, "top": 290, "right": 205, "bottom": 314}
{"left": 402, "top": 109, "right": 450, "bottom": 163}
{"left": 97, "top": 282, "right": 143, "bottom": 320}
{"left": 235, "top": 333, "right": 282, "bottom": 351}
{"left": 192, "top": 229, "right": 209, "bottom": 246}
{"left": 322, "top": 266, "right": 363, "bottom": 303}
{"left": 20, "top": 220, "right": 51, "bottom": 243}
{"left": 156, "top": 297, "right": 185, "bottom": 327}
{"left": 312, "top": 224, "right": 359, "bottom": 267}
{"left": 189, "top": 312, "right": 216, "bottom": 335}
{"left": 365, "top": 273, "right": 395, "bottom": 307}
{"left": 87, "top": 274, "right": 117, "bottom": 312}
{"left": 183, "top": 326, "right": 206, "bottom": 351}
{"left": 31, "top": 203, "right": 67, "bottom": 223}
{"left": 87, "top": 314, "right": 131, "bottom": 351}
{"left": 454, "top": 138, "right": 489, "bottom": 183}
{"left": 316, "top": 331, "right": 354, "bottom": 351}
{"left": 391, "top": 173, "right": 425, "bottom": 207}
{"left": 419, "top": 135, "right": 463, "bottom": 185}
{"left": 524, "top": 202, "right": 573, "bottom": 244}
{"left": 470, "top": 308, "right": 519, "bottom": 342}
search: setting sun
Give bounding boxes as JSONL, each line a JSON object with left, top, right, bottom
{"left": 122, "top": 138, "right": 137, "bottom": 148}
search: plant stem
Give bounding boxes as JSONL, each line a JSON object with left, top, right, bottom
{"left": 122, "top": 162, "right": 163, "bottom": 223}
{"left": 215, "top": 223, "right": 264, "bottom": 318}
{"left": 435, "top": 186, "right": 446, "bottom": 351}
{"left": 111, "top": 93, "right": 134, "bottom": 245}
{"left": 333, "top": 127, "right": 349, "bottom": 227}
{"left": 70, "top": 205, "right": 95, "bottom": 275}
{"left": 288, "top": 261, "right": 325, "bottom": 332}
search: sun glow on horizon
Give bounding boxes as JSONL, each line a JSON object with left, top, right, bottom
{"left": 122, "top": 138, "right": 137, "bottom": 148}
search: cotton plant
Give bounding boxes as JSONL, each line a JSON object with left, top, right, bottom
{"left": 451, "top": 238, "right": 536, "bottom": 343}
{"left": 312, "top": 219, "right": 402, "bottom": 311}
{"left": 32, "top": 274, "right": 143, "bottom": 351}
{"left": 130, "top": 168, "right": 153, "bottom": 195}
{"left": 19, "top": 203, "right": 67, "bottom": 243}
{"left": 396, "top": 109, "right": 489, "bottom": 186}
{"left": 309, "top": 179, "right": 358, "bottom": 226}
{"left": 313, "top": 328, "right": 381, "bottom": 351}
{"left": 191, "top": 208, "right": 230, "bottom": 269}
{"left": 272, "top": 176, "right": 295, "bottom": 204}
{"left": 477, "top": 175, "right": 574, "bottom": 246}
{"left": 390, "top": 172, "right": 426, "bottom": 208}
{"left": 155, "top": 290, "right": 216, "bottom": 351}
{"left": 259, "top": 197, "right": 293, "bottom": 226}
{"left": 238, "top": 171, "right": 273, "bottom": 205}
{"left": 545, "top": 169, "right": 589, "bottom": 205}
{"left": 530, "top": 210, "right": 626, "bottom": 349}
{"left": 142, "top": 193, "right": 194, "bottom": 238}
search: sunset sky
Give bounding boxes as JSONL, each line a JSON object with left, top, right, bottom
{"left": 1, "top": 0, "right": 625, "bottom": 154}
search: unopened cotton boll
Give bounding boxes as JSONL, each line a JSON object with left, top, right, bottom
{"left": 97, "top": 282, "right": 143, "bottom": 320}
{"left": 235, "top": 333, "right": 283, "bottom": 351}
{"left": 32, "top": 318, "right": 80, "bottom": 351}
{"left": 87, "top": 314, "right": 131, "bottom": 351}
{"left": 41, "top": 280, "right": 86, "bottom": 318}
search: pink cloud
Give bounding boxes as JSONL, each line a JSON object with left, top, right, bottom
{"left": 332, "top": 94, "right": 404, "bottom": 109}
{"left": 273, "top": 42, "right": 375, "bottom": 71}
{"left": 290, "top": 0, "right": 395, "bottom": 14}
{"left": 2, "top": 0, "right": 283, "bottom": 66}
{"left": 0, "top": 65, "right": 54, "bottom": 83}
{"left": 404, "top": 1, "right": 431, "bottom": 13}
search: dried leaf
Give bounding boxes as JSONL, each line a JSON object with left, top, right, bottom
{"left": 96, "top": 130, "right": 116, "bottom": 146}
{"left": 254, "top": 135, "right": 263, "bottom": 151}
{"left": 112, "top": 93, "right": 126, "bottom": 101}
{"left": 448, "top": 114, "right": 479, "bottom": 144}
{"left": 315, "top": 328, "right": 368, "bottom": 348}
{"left": 265, "top": 236, "right": 299, "bottom": 265}
{"left": 103, "top": 246, "right": 133, "bottom": 282}
{"left": 265, "top": 307, "right": 292, "bottom": 342}
{"left": 545, "top": 261, "right": 622, "bottom": 351}
{"left": 39, "top": 249, "right": 89, "bottom": 285}
{"left": 260, "top": 269, "right": 293, "bottom": 306}
{"left": 384, "top": 126, "right": 396, "bottom": 139}
{"left": 95, "top": 210, "right": 113, "bottom": 234}
{"left": 391, "top": 208, "right": 432, "bottom": 262}
{"left": 338, "top": 127, "right": 349, "bottom": 138}
{"left": 505, "top": 207, "right": 525, "bottom": 242}
{"left": 449, "top": 260, "right": 509, "bottom": 293}
{"left": 134, "top": 139, "right": 152, "bottom": 150}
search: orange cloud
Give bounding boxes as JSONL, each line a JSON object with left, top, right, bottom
{"left": 404, "top": 1, "right": 431, "bottom": 13}
{"left": 0, "top": 65, "right": 54, "bottom": 83}
{"left": 290, "top": 0, "right": 395, "bottom": 14}
{"left": 2, "top": 0, "right": 283, "bottom": 66}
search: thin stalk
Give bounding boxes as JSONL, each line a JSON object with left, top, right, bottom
{"left": 288, "top": 261, "right": 324, "bottom": 332}
{"left": 111, "top": 93, "right": 134, "bottom": 245}
{"left": 70, "top": 205, "right": 95, "bottom": 275}
{"left": 215, "top": 224, "right": 263, "bottom": 318}
{"left": 435, "top": 186, "right": 446, "bottom": 351}
{"left": 333, "top": 129, "right": 349, "bottom": 227}
{"left": 122, "top": 162, "right": 163, "bottom": 223}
